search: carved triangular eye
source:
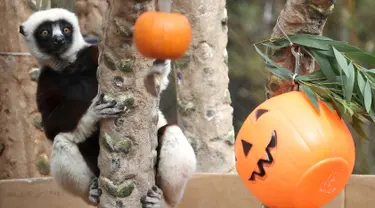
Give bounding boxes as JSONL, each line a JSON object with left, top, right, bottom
{"left": 268, "top": 130, "right": 277, "bottom": 148}
{"left": 241, "top": 140, "right": 253, "bottom": 157}
{"left": 255, "top": 109, "right": 269, "bottom": 120}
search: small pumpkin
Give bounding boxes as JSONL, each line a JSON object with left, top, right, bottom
{"left": 235, "top": 91, "right": 355, "bottom": 208}
{"left": 133, "top": 11, "right": 192, "bottom": 60}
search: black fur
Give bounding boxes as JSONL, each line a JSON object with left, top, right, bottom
{"left": 36, "top": 45, "right": 100, "bottom": 176}
{"left": 19, "top": 25, "right": 26, "bottom": 36}
{"left": 34, "top": 19, "right": 74, "bottom": 55}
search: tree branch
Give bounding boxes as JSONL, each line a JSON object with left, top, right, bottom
{"left": 265, "top": 0, "right": 336, "bottom": 99}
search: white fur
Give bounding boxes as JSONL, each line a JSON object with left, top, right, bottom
{"left": 159, "top": 60, "right": 171, "bottom": 92}
{"left": 20, "top": 8, "right": 89, "bottom": 69}
{"left": 51, "top": 133, "right": 95, "bottom": 202}
{"left": 49, "top": 104, "right": 99, "bottom": 203}
{"left": 68, "top": 109, "right": 99, "bottom": 143}
{"left": 52, "top": 24, "right": 63, "bottom": 36}
{"left": 157, "top": 125, "right": 197, "bottom": 207}
{"left": 157, "top": 109, "right": 168, "bottom": 129}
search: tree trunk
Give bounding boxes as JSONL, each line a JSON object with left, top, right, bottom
{"left": 0, "top": 0, "right": 52, "bottom": 179}
{"left": 97, "top": 0, "right": 158, "bottom": 207}
{"left": 51, "top": 0, "right": 76, "bottom": 12}
{"left": 172, "top": 0, "right": 235, "bottom": 173}
{"left": 75, "top": 0, "right": 108, "bottom": 37}
{"left": 265, "top": 0, "right": 336, "bottom": 99}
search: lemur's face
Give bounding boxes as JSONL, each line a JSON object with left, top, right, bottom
{"left": 19, "top": 8, "right": 86, "bottom": 62}
{"left": 34, "top": 20, "right": 74, "bottom": 55}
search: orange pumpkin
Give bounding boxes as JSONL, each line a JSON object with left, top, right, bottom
{"left": 133, "top": 11, "right": 192, "bottom": 60}
{"left": 235, "top": 91, "right": 355, "bottom": 208}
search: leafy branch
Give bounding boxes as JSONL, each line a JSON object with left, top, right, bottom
{"left": 254, "top": 34, "right": 375, "bottom": 139}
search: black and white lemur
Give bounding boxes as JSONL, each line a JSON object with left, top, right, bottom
{"left": 19, "top": 8, "right": 196, "bottom": 207}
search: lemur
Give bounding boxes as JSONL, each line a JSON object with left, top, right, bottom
{"left": 19, "top": 8, "right": 196, "bottom": 207}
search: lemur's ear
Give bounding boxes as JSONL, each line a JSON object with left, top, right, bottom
{"left": 19, "top": 25, "right": 26, "bottom": 36}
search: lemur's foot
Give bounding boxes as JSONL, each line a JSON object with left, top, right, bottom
{"left": 90, "top": 93, "right": 124, "bottom": 118}
{"left": 88, "top": 177, "right": 102, "bottom": 205}
{"left": 141, "top": 185, "right": 163, "bottom": 208}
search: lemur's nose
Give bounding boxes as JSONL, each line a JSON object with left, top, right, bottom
{"left": 53, "top": 35, "right": 65, "bottom": 45}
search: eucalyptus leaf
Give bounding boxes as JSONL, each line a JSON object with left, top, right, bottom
{"left": 262, "top": 42, "right": 289, "bottom": 50}
{"left": 265, "top": 65, "right": 293, "bottom": 81}
{"left": 364, "top": 80, "right": 373, "bottom": 113}
{"left": 324, "top": 99, "right": 335, "bottom": 113}
{"left": 332, "top": 99, "right": 346, "bottom": 119}
{"left": 296, "top": 70, "right": 325, "bottom": 81}
{"left": 357, "top": 71, "right": 366, "bottom": 95}
{"left": 344, "top": 52, "right": 375, "bottom": 66}
{"left": 315, "top": 48, "right": 334, "bottom": 57}
{"left": 369, "top": 109, "right": 375, "bottom": 122}
{"left": 352, "top": 116, "right": 370, "bottom": 140}
{"left": 332, "top": 47, "right": 349, "bottom": 76}
{"left": 343, "top": 61, "right": 355, "bottom": 102}
{"left": 331, "top": 41, "right": 366, "bottom": 53}
{"left": 301, "top": 85, "right": 320, "bottom": 112}
{"left": 309, "top": 48, "right": 336, "bottom": 81}
{"left": 255, "top": 34, "right": 375, "bottom": 125}
{"left": 254, "top": 45, "right": 276, "bottom": 66}
{"left": 289, "top": 34, "right": 334, "bottom": 41}
{"left": 288, "top": 36, "right": 330, "bottom": 50}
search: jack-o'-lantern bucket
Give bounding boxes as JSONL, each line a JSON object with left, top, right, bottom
{"left": 234, "top": 91, "right": 355, "bottom": 208}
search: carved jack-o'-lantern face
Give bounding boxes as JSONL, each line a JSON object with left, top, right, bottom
{"left": 234, "top": 91, "right": 355, "bottom": 208}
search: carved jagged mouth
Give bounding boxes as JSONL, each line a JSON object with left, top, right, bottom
{"left": 245, "top": 130, "right": 277, "bottom": 181}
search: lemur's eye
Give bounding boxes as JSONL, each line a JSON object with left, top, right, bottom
{"left": 63, "top": 28, "right": 71, "bottom": 33}
{"left": 41, "top": 30, "right": 48, "bottom": 36}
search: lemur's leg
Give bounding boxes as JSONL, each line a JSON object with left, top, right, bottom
{"left": 141, "top": 125, "right": 197, "bottom": 208}
{"left": 51, "top": 93, "right": 124, "bottom": 205}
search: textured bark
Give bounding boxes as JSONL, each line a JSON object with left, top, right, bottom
{"left": 172, "top": 0, "right": 235, "bottom": 172}
{"left": 75, "top": 0, "right": 108, "bottom": 37}
{"left": 265, "top": 0, "right": 336, "bottom": 99}
{"left": 0, "top": 0, "right": 52, "bottom": 179}
{"left": 51, "top": 0, "right": 76, "bottom": 11}
{"left": 97, "top": 0, "right": 158, "bottom": 207}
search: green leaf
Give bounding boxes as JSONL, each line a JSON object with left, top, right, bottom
{"left": 262, "top": 42, "right": 289, "bottom": 50}
{"left": 344, "top": 52, "right": 375, "bottom": 65}
{"left": 367, "top": 69, "right": 375, "bottom": 73}
{"left": 352, "top": 116, "right": 370, "bottom": 140}
{"left": 301, "top": 85, "right": 320, "bottom": 112}
{"left": 290, "top": 34, "right": 333, "bottom": 41}
{"left": 331, "top": 41, "right": 366, "bottom": 53}
{"left": 265, "top": 65, "right": 293, "bottom": 81}
{"left": 332, "top": 47, "right": 349, "bottom": 76}
{"left": 357, "top": 71, "right": 366, "bottom": 95}
{"left": 364, "top": 80, "right": 373, "bottom": 113}
{"left": 296, "top": 70, "right": 325, "bottom": 81}
{"left": 332, "top": 99, "right": 346, "bottom": 119}
{"left": 254, "top": 44, "right": 276, "bottom": 66}
{"left": 320, "top": 96, "right": 335, "bottom": 113}
{"left": 343, "top": 61, "right": 355, "bottom": 102}
{"left": 289, "top": 36, "right": 330, "bottom": 50}
{"left": 369, "top": 109, "right": 375, "bottom": 122}
{"left": 309, "top": 48, "right": 336, "bottom": 82}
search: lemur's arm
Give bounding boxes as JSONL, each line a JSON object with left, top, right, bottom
{"left": 144, "top": 59, "right": 172, "bottom": 97}
{"left": 50, "top": 93, "right": 124, "bottom": 205}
